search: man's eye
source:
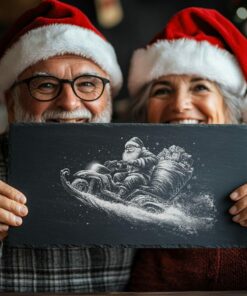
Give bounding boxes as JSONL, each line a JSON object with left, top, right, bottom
{"left": 31, "top": 78, "right": 58, "bottom": 91}
{"left": 77, "top": 82, "right": 95, "bottom": 87}
{"left": 37, "top": 83, "right": 56, "bottom": 90}
{"left": 34, "top": 83, "right": 58, "bottom": 95}
{"left": 76, "top": 81, "right": 97, "bottom": 93}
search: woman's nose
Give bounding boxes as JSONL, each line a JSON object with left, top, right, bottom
{"left": 170, "top": 90, "right": 192, "bottom": 113}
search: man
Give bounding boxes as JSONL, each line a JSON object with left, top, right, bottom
{"left": 0, "top": 0, "right": 134, "bottom": 292}
{"left": 112, "top": 137, "right": 157, "bottom": 198}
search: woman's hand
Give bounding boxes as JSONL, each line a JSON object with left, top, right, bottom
{"left": 229, "top": 184, "right": 247, "bottom": 227}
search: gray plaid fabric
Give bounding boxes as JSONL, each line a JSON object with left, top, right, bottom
{"left": 0, "top": 135, "right": 135, "bottom": 292}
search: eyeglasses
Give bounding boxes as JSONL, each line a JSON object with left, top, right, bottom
{"left": 12, "top": 74, "right": 110, "bottom": 102}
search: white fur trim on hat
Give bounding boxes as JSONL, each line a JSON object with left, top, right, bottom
{"left": 0, "top": 24, "right": 122, "bottom": 100}
{"left": 128, "top": 38, "right": 246, "bottom": 97}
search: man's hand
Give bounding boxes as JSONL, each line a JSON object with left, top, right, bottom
{"left": 229, "top": 184, "right": 247, "bottom": 227}
{"left": 0, "top": 180, "right": 28, "bottom": 240}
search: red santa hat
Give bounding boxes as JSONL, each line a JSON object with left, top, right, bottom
{"left": 0, "top": 0, "right": 122, "bottom": 101}
{"left": 128, "top": 7, "right": 247, "bottom": 99}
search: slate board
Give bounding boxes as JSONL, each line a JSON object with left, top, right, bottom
{"left": 6, "top": 123, "right": 247, "bottom": 247}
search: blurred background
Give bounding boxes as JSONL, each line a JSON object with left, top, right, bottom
{"left": 0, "top": 0, "right": 246, "bottom": 127}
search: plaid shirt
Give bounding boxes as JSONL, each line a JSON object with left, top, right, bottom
{"left": 0, "top": 135, "right": 135, "bottom": 292}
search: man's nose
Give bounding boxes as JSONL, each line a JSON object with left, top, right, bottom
{"left": 55, "top": 84, "right": 82, "bottom": 111}
{"left": 170, "top": 90, "right": 192, "bottom": 113}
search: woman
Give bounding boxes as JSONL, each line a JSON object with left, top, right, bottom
{"left": 127, "top": 7, "right": 247, "bottom": 291}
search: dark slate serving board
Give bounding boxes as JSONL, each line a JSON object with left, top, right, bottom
{"left": 6, "top": 123, "right": 247, "bottom": 247}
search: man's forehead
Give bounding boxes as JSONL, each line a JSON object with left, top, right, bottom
{"left": 18, "top": 54, "right": 107, "bottom": 79}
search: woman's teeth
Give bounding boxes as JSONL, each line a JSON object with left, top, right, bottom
{"left": 169, "top": 119, "right": 202, "bottom": 124}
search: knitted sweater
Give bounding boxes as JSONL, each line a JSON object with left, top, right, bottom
{"left": 129, "top": 248, "right": 247, "bottom": 291}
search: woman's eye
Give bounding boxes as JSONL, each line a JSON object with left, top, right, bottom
{"left": 152, "top": 88, "right": 172, "bottom": 97}
{"left": 193, "top": 84, "right": 209, "bottom": 92}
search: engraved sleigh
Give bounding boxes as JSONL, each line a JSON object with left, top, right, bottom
{"left": 60, "top": 145, "right": 193, "bottom": 214}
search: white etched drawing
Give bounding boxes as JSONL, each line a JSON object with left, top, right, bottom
{"left": 60, "top": 137, "right": 217, "bottom": 235}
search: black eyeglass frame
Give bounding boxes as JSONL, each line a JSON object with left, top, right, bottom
{"left": 12, "top": 74, "right": 110, "bottom": 102}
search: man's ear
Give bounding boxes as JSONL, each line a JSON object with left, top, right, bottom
{"left": 5, "top": 90, "right": 15, "bottom": 123}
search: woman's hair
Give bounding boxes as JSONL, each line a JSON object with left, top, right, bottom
{"left": 218, "top": 84, "right": 243, "bottom": 124}
{"left": 130, "top": 84, "right": 152, "bottom": 122}
{"left": 130, "top": 80, "right": 244, "bottom": 124}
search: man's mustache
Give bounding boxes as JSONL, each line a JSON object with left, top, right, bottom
{"left": 13, "top": 95, "right": 112, "bottom": 124}
{"left": 42, "top": 109, "right": 92, "bottom": 120}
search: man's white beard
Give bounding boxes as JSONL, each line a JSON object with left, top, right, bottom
{"left": 122, "top": 149, "right": 141, "bottom": 161}
{"left": 13, "top": 96, "right": 112, "bottom": 123}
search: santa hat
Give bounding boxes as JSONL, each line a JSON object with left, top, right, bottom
{"left": 0, "top": 0, "right": 122, "bottom": 101}
{"left": 125, "top": 137, "right": 144, "bottom": 148}
{"left": 128, "top": 7, "right": 247, "bottom": 99}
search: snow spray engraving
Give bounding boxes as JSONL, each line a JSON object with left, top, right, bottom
{"left": 61, "top": 137, "right": 217, "bottom": 235}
